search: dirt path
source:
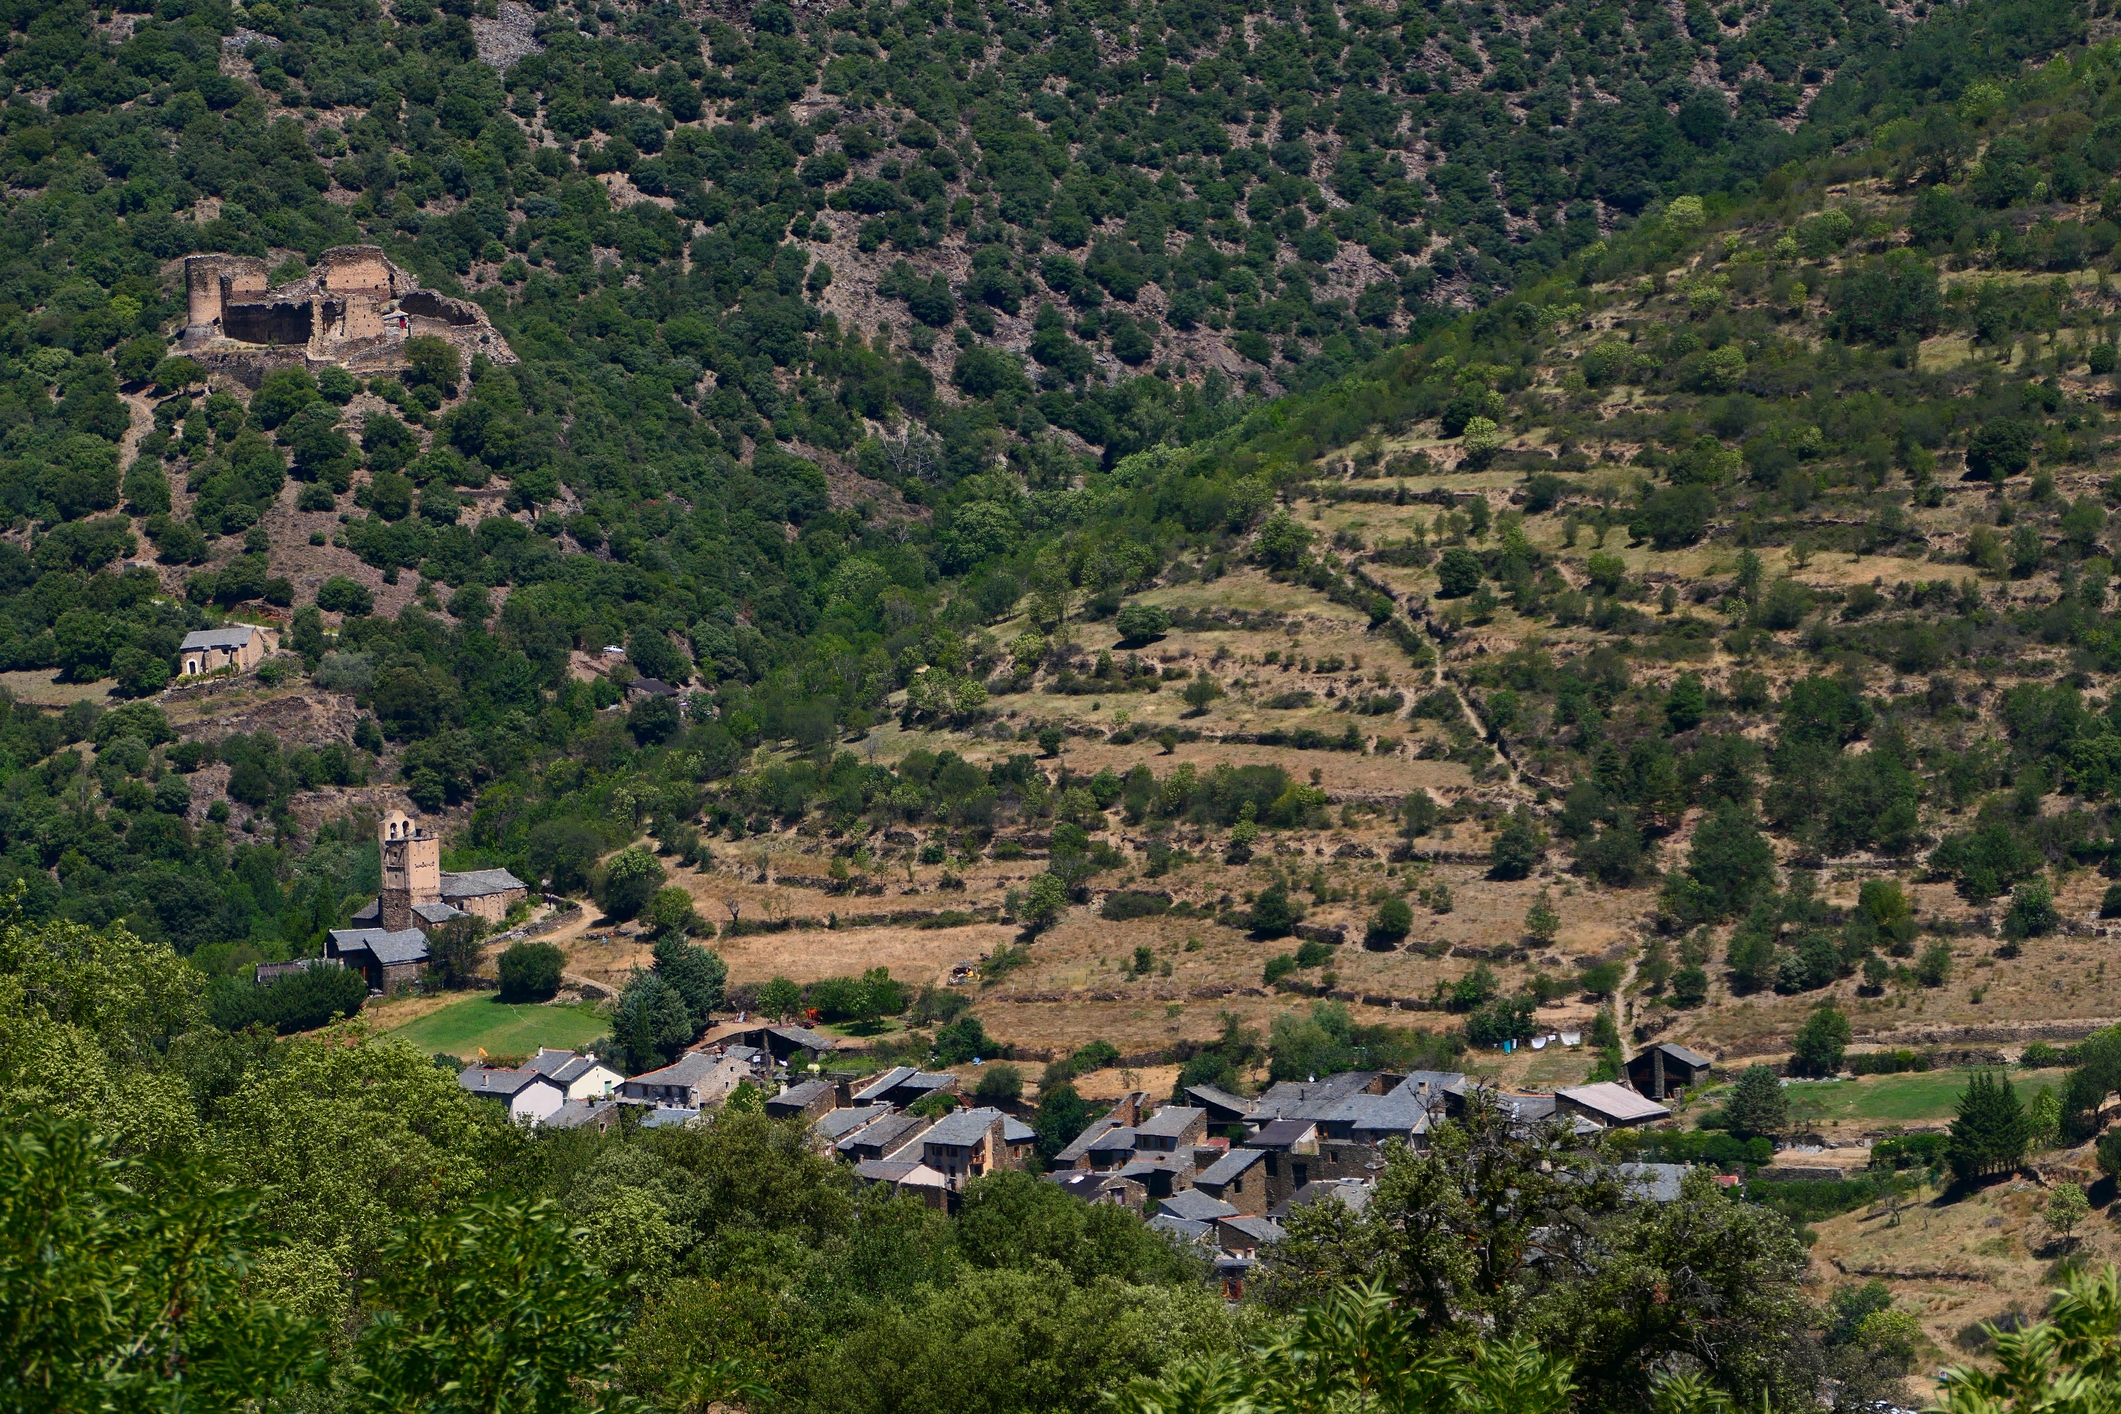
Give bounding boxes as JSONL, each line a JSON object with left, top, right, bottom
{"left": 117, "top": 387, "right": 157, "bottom": 470}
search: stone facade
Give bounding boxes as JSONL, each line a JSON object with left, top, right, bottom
{"left": 375, "top": 810, "right": 527, "bottom": 933}
{"left": 181, "top": 245, "right": 515, "bottom": 379}
{"left": 177, "top": 624, "right": 275, "bottom": 677}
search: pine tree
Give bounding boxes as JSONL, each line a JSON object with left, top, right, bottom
{"left": 1724, "top": 1064, "right": 1789, "bottom": 1140}
{"left": 1947, "top": 1071, "right": 2029, "bottom": 1184}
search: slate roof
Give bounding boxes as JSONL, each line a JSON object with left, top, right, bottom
{"left": 852, "top": 1066, "right": 957, "bottom": 1103}
{"left": 1001, "top": 1115, "right": 1034, "bottom": 1144}
{"left": 545, "top": 1099, "right": 620, "bottom": 1131}
{"left": 1218, "top": 1214, "right": 1284, "bottom": 1243}
{"left": 768, "top": 1024, "right": 838, "bottom": 1052}
{"left": 1185, "top": 1083, "right": 1256, "bottom": 1119}
{"left": 1245, "top": 1119, "right": 1319, "bottom": 1150}
{"left": 921, "top": 1106, "right": 1008, "bottom": 1147}
{"left": 349, "top": 897, "right": 382, "bottom": 925}
{"left": 766, "top": 1079, "right": 835, "bottom": 1114}
{"left": 1049, "top": 1171, "right": 1126, "bottom": 1202}
{"left": 1251, "top": 1071, "right": 1384, "bottom": 1122}
{"left": 457, "top": 1067, "right": 556, "bottom": 1099}
{"left": 840, "top": 1111, "right": 932, "bottom": 1158}
{"left": 1389, "top": 1070, "right": 1468, "bottom": 1102}
{"left": 814, "top": 1104, "right": 892, "bottom": 1140}
{"left": 1117, "top": 1155, "right": 1195, "bottom": 1184}
{"left": 524, "top": 1050, "right": 615, "bottom": 1088}
{"left": 1639, "top": 1041, "right": 1714, "bottom": 1068}
{"left": 628, "top": 676, "right": 677, "bottom": 696}
{"left": 640, "top": 1105, "right": 699, "bottom": 1129}
{"left": 1616, "top": 1161, "right": 1688, "bottom": 1203}
{"left": 1054, "top": 1112, "right": 1134, "bottom": 1165}
{"left": 1136, "top": 1106, "right": 1205, "bottom": 1139}
{"left": 328, "top": 927, "right": 430, "bottom": 965}
{"left": 854, "top": 1159, "right": 948, "bottom": 1187}
{"left": 412, "top": 901, "right": 469, "bottom": 924}
{"left": 1270, "top": 1180, "right": 1374, "bottom": 1220}
{"left": 1193, "top": 1145, "right": 1268, "bottom": 1188}
{"left": 625, "top": 1051, "right": 724, "bottom": 1090}
{"left": 1086, "top": 1125, "right": 1139, "bottom": 1153}
{"left": 1323, "top": 1092, "right": 1434, "bottom": 1140}
{"left": 1155, "top": 1188, "right": 1240, "bottom": 1222}
{"left": 440, "top": 868, "right": 527, "bottom": 899}
{"left": 1494, "top": 1091, "right": 1558, "bottom": 1124}
{"left": 180, "top": 626, "right": 262, "bottom": 650}
{"left": 1147, "top": 1214, "right": 1212, "bottom": 1242}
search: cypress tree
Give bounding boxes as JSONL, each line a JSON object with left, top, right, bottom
{"left": 1947, "top": 1071, "right": 2029, "bottom": 1183}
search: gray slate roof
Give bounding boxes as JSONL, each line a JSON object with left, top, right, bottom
{"left": 457, "top": 1066, "right": 557, "bottom": 1099}
{"left": 440, "top": 868, "right": 527, "bottom": 899}
{"left": 1054, "top": 1112, "right": 1133, "bottom": 1165}
{"left": 413, "top": 901, "right": 468, "bottom": 924}
{"left": 524, "top": 1051, "right": 613, "bottom": 1087}
{"left": 1324, "top": 1092, "right": 1434, "bottom": 1139}
{"left": 545, "top": 1099, "right": 620, "bottom": 1130}
{"left": 1616, "top": 1162, "right": 1688, "bottom": 1203}
{"left": 767, "top": 1079, "right": 835, "bottom": 1113}
{"left": 1137, "top": 1106, "right": 1205, "bottom": 1139}
{"left": 1049, "top": 1170, "right": 1124, "bottom": 1202}
{"left": 1193, "top": 1145, "right": 1267, "bottom": 1188}
{"left": 1186, "top": 1083, "right": 1256, "bottom": 1117}
{"left": 1245, "top": 1119, "right": 1319, "bottom": 1149}
{"left": 1389, "top": 1070, "right": 1469, "bottom": 1101}
{"left": 626, "top": 1051, "right": 723, "bottom": 1089}
{"left": 814, "top": 1104, "right": 892, "bottom": 1140}
{"left": 1218, "top": 1214, "right": 1284, "bottom": 1243}
{"left": 1147, "top": 1214, "right": 1212, "bottom": 1242}
{"left": 1271, "top": 1180, "right": 1374, "bottom": 1220}
{"left": 1252, "top": 1071, "right": 1384, "bottom": 1122}
{"left": 922, "top": 1106, "right": 1009, "bottom": 1147}
{"left": 1118, "top": 1155, "right": 1195, "bottom": 1183}
{"left": 329, "top": 927, "right": 430, "bottom": 965}
{"left": 840, "top": 1111, "right": 932, "bottom": 1157}
{"left": 1155, "top": 1188, "right": 1239, "bottom": 1222}
{"left": 640, "top": 1105, "right": 699, "bottom": 1129}
{"left": 1640, "top": 1041, "right": 1714, "bottom": 1068}
{"left": 180, "top": 626, "right": 261, "bottom": 650}
{"left": 852, "top": 1066, "right": 957, "bottom": 1103}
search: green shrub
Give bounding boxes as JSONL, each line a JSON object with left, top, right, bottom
{"left": 497, "top": 942, "right": 564, "bottom": 1002}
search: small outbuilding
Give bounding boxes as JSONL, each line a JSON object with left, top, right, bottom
{"left": 1554, "top": 1081, "right": 1671, "bottom": 1129}
{"left": 1625, "top": 1042, "right": 1713, "bottom": 1101}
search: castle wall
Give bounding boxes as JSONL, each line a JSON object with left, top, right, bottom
{"left": 222, "top": 300, "right": 313, "bottom": 346}
{"left": 316, "top": 245, "right": 396, "bottom": 295}
{"left": 181, "top": 246, "right": 518, "bottom": 371}
{"left": 400, "top": 290, "right": 480, "bottom": 326}
{"left": 184, "top": 254, "right": 269, "bottom": 343}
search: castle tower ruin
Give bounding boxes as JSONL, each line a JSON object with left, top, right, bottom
{"left": 183, "top": 254, "right": 269, "bottom": 346}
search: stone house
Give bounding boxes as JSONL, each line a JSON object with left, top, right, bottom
{"left": 177, "top": 624, "right": 275, "bottom": 677}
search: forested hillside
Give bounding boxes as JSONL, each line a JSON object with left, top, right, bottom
{"left": 15, "top": 0, "right": 2121, "bottom": 1408}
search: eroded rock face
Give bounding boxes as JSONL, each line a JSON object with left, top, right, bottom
{"left": 180, "top": 245, "right": 515, "bottom": 381}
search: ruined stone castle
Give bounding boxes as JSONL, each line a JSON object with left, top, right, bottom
{"left": 180, "top": 245, "right": 514, "bottom": 384}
